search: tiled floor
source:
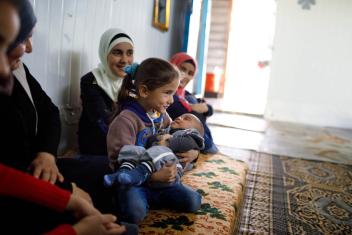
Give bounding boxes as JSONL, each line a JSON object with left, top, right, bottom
{"left": 206, "top": 104, "right": 352, "bottom": 165}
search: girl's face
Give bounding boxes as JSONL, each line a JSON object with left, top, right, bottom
{"left": 178, "top": 62, "right": 195, "bottom": 89}
{"left": 107, "top": 42, "right": 134, "bottom": 77}
{"left": 140, "top": 77, "right": 179, "bottom": 113}
{"left": 7, "top": 33, "right": 33, "bottom": 71}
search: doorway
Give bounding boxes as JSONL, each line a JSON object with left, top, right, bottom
{"left": 209, "top": 0, "right": 277, "bottom": 115}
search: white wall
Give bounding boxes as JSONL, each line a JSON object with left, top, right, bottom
{"left": 265, "top": 0, "right": 352, "bottom": 129}
{"left": 24, "top": 0, "right": 186, "bottom": 152}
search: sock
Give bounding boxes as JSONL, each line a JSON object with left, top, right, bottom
{"left": 103, "top": 172, "right": 118, "bottom": 187}
{"left": 103, "top": 161, "right": 137, "bottom": 187}
{"left": 103, "top": 164, "right": 152, "bottom": 187}
{"left": 116, "top": 164, "right": 152, "bottom": 186}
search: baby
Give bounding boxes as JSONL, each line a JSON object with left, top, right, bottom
{"left": 104, "top": 113, "right": 204, "bottom": 188}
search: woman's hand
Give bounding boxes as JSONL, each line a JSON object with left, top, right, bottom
{"left": 66, "top": 195, "right": 100, "bottom": 219}
{"left": 150, "top": 164, "right": 177, "bottom": 183}
{"left": 67, "top": 195, "right": 126, "bottom": 235}
{"left": 190, "top": 103, "right": 208, "bottom": 113}
{"left": 30, "top": 152, "right": 64, "bottom": 184}
{"left": 73, "top": 214, "right": 126, "bottom": 235}
{"left": 177, "top": 149, "right": 199, "bottom": 165}
{"left": 72, "top": 183, "right": 93, "bottom": 205}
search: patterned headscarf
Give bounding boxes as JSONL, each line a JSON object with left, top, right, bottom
{"left": 170, "top": 52, "right": 198, "bottom": 74}
{"left": 169, "top": 52, "right": 198, "bottom": 111}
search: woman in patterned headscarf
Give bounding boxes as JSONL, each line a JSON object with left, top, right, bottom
{"left": 167, "top": 52, "right": 218, "bottom": 154}
{"left": 78, "top": 28, "right": 134, "bottom": 155}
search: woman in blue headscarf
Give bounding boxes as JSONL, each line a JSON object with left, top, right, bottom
{"left": 3, "top": 0, "right": 65, "bottom": 185}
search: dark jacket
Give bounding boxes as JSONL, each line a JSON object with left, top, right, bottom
{"left": 167, "top": 90, "right": 213, "bottom": 124}
{"left": 167, "top": 90, "right": 217, "bottom": 153}
{"left": 0, "top": 63, "right": 60, "bottom": 171}
{"left": 78, "top": 72, "right": 115, "bottom": 155}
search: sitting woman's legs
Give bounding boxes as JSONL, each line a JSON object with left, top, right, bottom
{"left": 57, "top": 155, "right": 115, "bottom": 214}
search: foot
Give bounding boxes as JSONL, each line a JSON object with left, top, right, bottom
{"left": 116, "top": 171, "right": 134, "bottom": 185}
{"left": 103, "top": 171, "right": 134, "bottom": 187}
{"left": 103, "top": 173, "right": 117, "bottom": 187}
{"left": 103, "top": 167, "right": 149, "bottom": 187}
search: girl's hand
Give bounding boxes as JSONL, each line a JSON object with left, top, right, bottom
{"left": 177, "top": 149, "right": 199, "bottom": 165}
{"left": 150, "top": 164, "right": 176, "bottom": 183}
{"left": 157, "top": 134, "right": 172, "bottom": 147}
{"left": 30, "top": 152, "right": 64, "bottom": 184}
{"left": 190, "top": 103, "right": 208, "bottom": 113}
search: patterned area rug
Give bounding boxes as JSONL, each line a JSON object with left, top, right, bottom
{"left": 238, "top": 151, "right": 352, "bottom": 234}
{"left": 210, "top": 117, "right": 352, "bottom": 165}
{"left": 139, "top": 153, "right": 248, "bottom": 235}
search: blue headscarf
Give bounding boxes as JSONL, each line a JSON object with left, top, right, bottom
{"left": 8, "top": 0, "right": 37, "bottom": 52}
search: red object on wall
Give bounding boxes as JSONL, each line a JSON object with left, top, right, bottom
{"left": 205, "top": 72, "right": 215, "bottom": 92}
{"left": 258, "top": 60, "right": 270, "bottom": 69}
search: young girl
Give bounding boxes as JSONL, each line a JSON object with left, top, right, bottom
{"left": 107, "top": 58, "right": 202, "bottom": 224}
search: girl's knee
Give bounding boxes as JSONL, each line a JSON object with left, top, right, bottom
{"left": 126, "top": 209, "right": 147, "bottom": 224}
{"left": 183, "top": 190, "right": 202, "bottom": 212}
{"left": 117, "top": 186, "right": 148, "bottom": 223}
{"left": 123, "top": 200, "right": 148, "bottom": 224}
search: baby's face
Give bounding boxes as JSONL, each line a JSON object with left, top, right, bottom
{"left": 171, "top": 113, "right": 199, "bottom": 130}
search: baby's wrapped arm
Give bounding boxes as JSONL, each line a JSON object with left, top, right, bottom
{"left": 141, "top": 146, "right": 184, "bottom": 179}
{"left": 168, "top": 129, "right": 205, "bottom": 153}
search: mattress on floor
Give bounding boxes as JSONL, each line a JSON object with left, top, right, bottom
{"left": 139, "top": 153, "right": 248, "bottom": 235}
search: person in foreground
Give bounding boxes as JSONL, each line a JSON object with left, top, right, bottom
{"left": 104, "top": 113, "right": 204, "bottom": 187}
{"left": 107, "top": 58, "right": 202, "bottom": 224}
{"left": 0, "top": 0, "right": 19, "bottom": 96}
{"left": 3, "top": 0, "right": 73, "bottom": 188}
{"left": 0, "top": 163, "right": 125, "bottom": 235}
{"left": 167, "top": 52, "right": 218, "bottom": 154}
{"left": 0, "top": 1, "right": 126, "bottom": 234}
